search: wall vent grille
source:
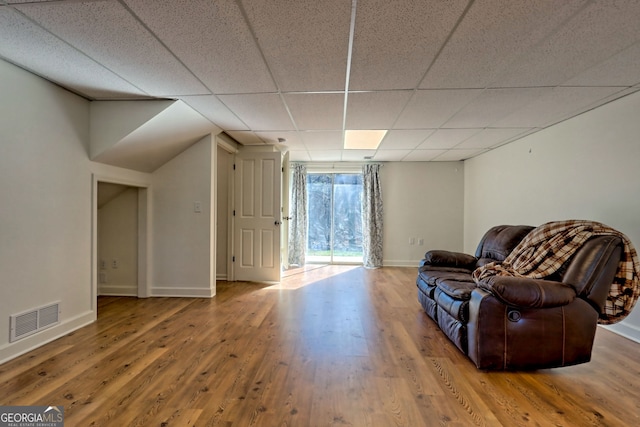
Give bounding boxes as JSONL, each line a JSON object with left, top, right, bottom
{"left": 10, "top": 302, "right": 60, "bottom": 342}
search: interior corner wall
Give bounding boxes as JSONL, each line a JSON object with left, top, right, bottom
{"left": 151, "top": 134, "right": 216, "bottom": 297}
{"left": 382, "top": 161, "right": 464, "bottom": 266}
{"left": 463, "top": 90, "right": 640, "bottom": 343}
{"left": 97, "top": 187, "right": 138, "bottom": 296}
{"left": 0, "top": 59, "right": 94, "bottom": 363}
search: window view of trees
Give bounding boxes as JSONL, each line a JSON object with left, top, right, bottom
{"left": 307, "top": 173, "right": 363, "bottom": 262}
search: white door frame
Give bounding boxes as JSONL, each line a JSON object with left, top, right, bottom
{"left": 91, "top": 174, "right": 151, "bottom": 311}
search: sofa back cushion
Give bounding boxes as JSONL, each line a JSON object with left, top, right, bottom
{"left": 474, "top": 225, "right": 535, "bottom": 266}
{"left": 561, "top": 235, "right": 623, "bottom": 313}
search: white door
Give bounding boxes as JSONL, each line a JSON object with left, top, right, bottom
{"left": 281, "top": 151, "right": 290, "bottom": 270}
{"left": 233, "top": 150, "right": 282, "bottom": 282}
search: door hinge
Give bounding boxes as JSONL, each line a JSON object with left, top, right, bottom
{"left": 233, "top": 209, "right": 236, "bottom": 216}
{"left": 233, "top": 163, "right": 236, "bottom": 170}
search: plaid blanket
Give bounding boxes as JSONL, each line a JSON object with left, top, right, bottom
{"left": 472, "top": 220, "right": 640, "bottom": 324}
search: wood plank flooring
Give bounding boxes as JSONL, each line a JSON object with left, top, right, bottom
{"left": 1, "top": 266, "right": 639, "bottom": 426}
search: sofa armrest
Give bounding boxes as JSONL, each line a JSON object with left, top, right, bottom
{"left": 477, "top": 276, "right": 576, "bottom": 308}
{"left": 421, "top": 250, "right": 477, "bottom": 269}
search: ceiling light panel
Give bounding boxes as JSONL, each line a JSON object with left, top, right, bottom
{"left": 349, "top": 0, "right": 468, "bottom": 90}
{"left": 344, "top": 130, "right": 387, "bottom": 150}
{"left": 0, "top": 7, "right": 147, "bottom": 100}
{"left": 14, "top": 1, "right": 208, "bottom": 96}
{"left": 240, "top": 0, "right": 351, "bottom": 92}
{"left": 124, "top": 0, "right": 276, "bottom": 94}
{"left": 345, "top": 91, "right": 413, "bottom": 129}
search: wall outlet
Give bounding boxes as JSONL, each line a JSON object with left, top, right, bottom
{"left": 112, "top": 259, "right": 118, "bottom": 269}
{"left": 418, "top": 238, "right": 424, "bottom": 246}
{"left": 194, "top": 201, "right": 202, "bottom": 213}
{"left": 100, "top": 259, "right": 106, "bottom": 269}
{"left": 409, "top": 237, "right": 415, "bottom": 245}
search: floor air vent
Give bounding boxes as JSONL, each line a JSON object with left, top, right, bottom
{"left": 10, "top": 302, "right": 60, "bottom": 342}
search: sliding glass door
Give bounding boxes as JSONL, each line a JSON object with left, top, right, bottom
{"left": 306, "top": 173, "right": 363, "bottom": 264}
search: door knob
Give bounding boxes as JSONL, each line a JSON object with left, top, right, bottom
{"left": 275, "top": 220, "right": 282, "bottom": 226}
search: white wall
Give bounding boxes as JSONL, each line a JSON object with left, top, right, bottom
{"left": 151, "top": 134, "right": 216, "bottom": 297}
{"left": 382, "top": 162, "right": 464, "bottom": 266}
{"left": 97, "top": 187, "right": 138, "bottom": 296}
{"left": 0, "top": 59, "right": 94, "bottom": 363}
{"left": 464, "top": 90, "right": 640, "bottom": 342}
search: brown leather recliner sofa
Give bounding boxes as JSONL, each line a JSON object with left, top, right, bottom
{"left": 416, "top": 225, "right": 623, "bottom": 370}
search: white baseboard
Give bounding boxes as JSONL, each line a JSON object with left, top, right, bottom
{"left": 150, "top": 286, "right": 215, "bottom": 298}
{"left": 602, "top": 322, "right": 640, "bottom": 344}
{"left": 382, "top": 259, "right": 421, "bottom": 267}
{"left": 98, "top": 285, "right": 137, "bottom": 296}
{"left": 0, "top": 310, "right": 95, "bottom": 365}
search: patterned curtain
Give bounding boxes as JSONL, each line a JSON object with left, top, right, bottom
{"left": 362, "top": 164, "right": 383, "bottom": 268}
{"left": 288, "top": 163, "right": 307, "bottom": 266}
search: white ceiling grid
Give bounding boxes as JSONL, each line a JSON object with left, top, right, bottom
{"left": 1, "top": 0, "right": 639, "bottom": 163}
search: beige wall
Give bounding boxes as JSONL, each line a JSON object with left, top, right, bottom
{"left": 464, "top": 90, "right": 640, "bottom": 342}
{"left": 151, "top": 134, "right": 216, "bottom": 297}
{"left": 97, "top": 186, "right": 139, "bottom": 296}
{"left": 0, "top": 59, "right": 94, "bottom": 362}
{"left": 382, "top": 161, "right": 464, "bottom": 266}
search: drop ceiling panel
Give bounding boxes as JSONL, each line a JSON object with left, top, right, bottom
{"left": 284, "top": 93, "right": 344, "bottom": 130}
{"left": 0, "top": 7, "right": 147, "bottom": 99}
{"left": 182, "top": 95, "right": 248, "bottom": 131}
{"left": 373, "top": 150, "right": 412, "bottom": 161}
{"left": 403, "top": 150, "right": 447, "bottom": 161}
{"left": 301, "top": 131, "right": 343, "bottom": 150}
{"left": 14, "top": 1, "right": 209, "bottom": 96}
{"left": 345, "top": 91, "right": 413, "bottom": 129}
{"left": 124, "top": 0, "right": 276, "bottom": 94}
{"left": 421, "top": 0, "right": 588, "bottom": 89}
{"left": 308, "top": 150, "right": 343, "bottom": 161}
{"left": 378, "top": 130, "right": 434, "bottom": 150}
{"left": 349, "top": 0, "right": 468, "bottom": 90}
{"left": 288, "top": 150, "right": 312, "bottom": 162}
{"left": 418, "top": 129, "right": 481, "bottom": 149}
{"left": 240, "top": 0, "right": 351, "bottom": 92}
{"left": 456, "top": 128, "right": 532, "bottom": 149}
{"left": 218, "top": 93, "right": 295, "bottom": 131}
{"left": 494, "top": 86, "right": 626, "bottom": 128}
{"left": 563, "top": 42, "right": 640, "bottom": 86}
{"left": 495, "top": 0, "right": 640, "bottom": 88}
{"left": 225, "top": 131, "right": 264, "bottom": 145}
{"left": 341, "top": 150, "right": 376, "bottom": 161}
{"left": 255, "top": 131, "right": 304, "bottom": 149}
{"left": 433, "top": 149, "right": 487, "bottom": 161}
{"left": 394, "top": 89, "right": 482, "bottom": 129}
{"left": 444, "top": 88, "right": 549, "bottom": 128}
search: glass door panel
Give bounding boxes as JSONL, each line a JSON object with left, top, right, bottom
{"left": 306, "top": 173, "right": 363, "bottom": 264}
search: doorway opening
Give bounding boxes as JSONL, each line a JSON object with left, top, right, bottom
{"left": 306, "top": 173, "right": 363, "bottom": 264}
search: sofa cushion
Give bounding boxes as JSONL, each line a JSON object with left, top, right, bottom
{"left": 477, "top": 276, "right": 577, "bottom": 308}
{"left": 422, "top": 250, "right": 477, "bottom": 269}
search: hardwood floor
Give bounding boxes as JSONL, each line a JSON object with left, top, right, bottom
{"left": 1, "top": 266, "right": 639, "bottom": 426}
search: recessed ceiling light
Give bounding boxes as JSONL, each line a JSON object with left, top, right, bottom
{"left": 344, "top": 130, "right": 387, "bottom": 150}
